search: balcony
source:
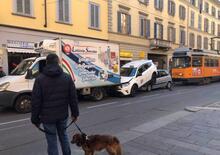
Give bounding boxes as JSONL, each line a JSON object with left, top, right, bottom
{"left": 149, "top": 39, "right": 171, "bottom": 51}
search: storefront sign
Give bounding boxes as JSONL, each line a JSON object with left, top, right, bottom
{"left": 7, "top": 40, "right": 34, "bottom": 49}
{"left": 120, "top": 50, "right": 133, "bottom": 58}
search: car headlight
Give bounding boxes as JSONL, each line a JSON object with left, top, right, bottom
{"left": 122, "top": 82, "right": 130, "bottom": 87}
{"left": 0, "top": 82, "right": 10, "bottom": 91}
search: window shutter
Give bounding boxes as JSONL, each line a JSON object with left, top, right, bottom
{"left": 173, "top": 28, "right": 176, "bottom": 42}
{"left": 59, "top": 0, "right": 64, "bottom": 21}
{"left": 154, "top": 0, "right": 157, "bottom": 9}
{"left": 17, "top": 0, "right": 23, "bottom": 13}
{"left": 160, "top": 0, "right": 163, "bottom": 11}
{"left": 154, "top": 23, "right": 157, "bottom": 38}
{"left": 24, "top": 0, "right": 31, "bottom": 14}
{"left": 117, "top": 12, "right": 121, "bottom": 33}
{"left": 140, "top": 18, "right": 144, "bottom": 36}
{"left": 95, "top": 5, "right": 99, "bottom": 28}
{"left": 127, "top": 15, "right": 131, "bottom": 34}
{"left": 90, "top": 4, "right": 95, "bottom": 27}
{"left": 146, "top": 19, "right": 150, "bottom": 38}
{"left": 161, "top": 24, "right": 163, "bottom": 39}
{"left": 64, "top": 0, "right": 69, "bottom": 22}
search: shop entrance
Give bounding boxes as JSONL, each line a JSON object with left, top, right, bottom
{"left": 148, "top": 54, "right": 167, "bottom": 69}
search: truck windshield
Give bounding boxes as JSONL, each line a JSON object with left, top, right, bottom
{"left": 120, "top": 67, "right": 137, "bottom": 77}
{"left": 10, "top": 60, "right": 34, "bottom": 75}
{"left": 172, "top": 57, "right": 191, "bottom": 68}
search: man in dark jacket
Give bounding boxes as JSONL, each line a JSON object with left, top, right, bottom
{"left": 31, "top": 53, "right": 79, "bottom": 155}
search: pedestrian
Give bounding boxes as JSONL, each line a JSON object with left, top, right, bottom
{"left": 31, "top": 53, "right": 79, "bottom": 155}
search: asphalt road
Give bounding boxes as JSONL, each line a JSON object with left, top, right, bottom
{"left": 0, "top": 82, "right": 220, "bottom": 155}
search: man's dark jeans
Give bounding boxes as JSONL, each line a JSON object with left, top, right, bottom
{"left": 43, "top": 119, "right": 71, "bottom": 155}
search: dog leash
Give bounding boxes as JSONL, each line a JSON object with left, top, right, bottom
{"left": 37, "top": 120, "right": 78, "bottom": 135}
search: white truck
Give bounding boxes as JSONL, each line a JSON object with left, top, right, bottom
{"left": 0, "top": 39, "right": 121, "bottom": 113}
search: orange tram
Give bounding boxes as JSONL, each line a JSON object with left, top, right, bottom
{"left": 172, "top": 48, "right": 220, "bottom": 84}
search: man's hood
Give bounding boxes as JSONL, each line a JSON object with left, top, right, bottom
{"left": 43, "top": 64, "right": 63, "bottom": 77}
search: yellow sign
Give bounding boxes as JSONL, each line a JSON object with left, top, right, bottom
{"left": 139, "top": 51, "right": 145, "bottom": 59}
{"left": 120, "top": 50, "right": 133, "bottom": 58}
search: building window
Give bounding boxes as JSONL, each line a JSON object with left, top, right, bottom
{"left": 217, "top": 41, "right": 220, "bottom": 50}
{"left": 118, "top": 12, "right": 131, "bottom": 35}
{"left": 204, "top": 18, "right": 209, "bottom": 33}
{"left": 140, "top": 16, "right": 150, "bottom": 38}
{"left": 57, "top": 0, "right": 70, "bottom": 23}
{"left": 139, "top": 0, "right": 149, "bottom": 5}
{"left": 14, "top": 0, "right": 33, "bottom": 16}
{"left": 89, "top": 3, "right": 100, "bottom": 29}
{"left": 212, "top": 7, "right": 216, "bottom": 17}
{"left": 198, "top": 15, "right": 202, "bottom": 31}
{"left": 204, "top": 2, "right": 209, "bottom": 14}
{"left": 211, "top": 22, "right": 215, "bottom": 35}
{"left": 190, "top": 11, "right": 195, "bottom": 28}
{"left": 218, "top": 24, "right": 220, "bottom": 36}
{"left": 189, "top": 33, "right": 195, "bottom": 48}
{"left": 179, "top": 5, "right": 186, "bottom": 20}
{"left": 154, "top": 0, "right": 163, "bottom": 11}
{"left": 154, "top": 23, "right": 163, "bottom": 39}
{"left": 180, "top": 29, "right": 186, "bottom": 45}
{"left": 168, "top": 0, "right": 175, "bottom": 16}
{"left": 197, "top": 35, "right": 202, "bottom": 49}
{"left": 198, "top": 0, "right": 203, "bottom": 13}
{"left": 167, "top": 27, "right": 176, "bottom": 43}
{"left": 190, "top": 0, "right": 196, "bottom": 6}
{"left": 204, "top": 37, "right": 208, "bottom": 49}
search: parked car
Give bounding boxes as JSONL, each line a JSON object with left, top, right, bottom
{"left": 147, "top": 69, "right": 173, "bottom": 91}
{"left": 117, "top": 60, "right": 157, "bottom": 96}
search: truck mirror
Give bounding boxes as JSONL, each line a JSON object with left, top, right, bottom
{"left": 25, "top": 69, "right": 33, "bottom": 79}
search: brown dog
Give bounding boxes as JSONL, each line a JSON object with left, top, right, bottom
{"left": 71, "top": 133, "right": 122, "bottom": 155}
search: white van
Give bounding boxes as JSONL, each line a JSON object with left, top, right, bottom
{"left": 0, "top": 39, "right": 121, "bottom": 113}
{"left": 117, "top": 60, "right": 157, "bottom": 96}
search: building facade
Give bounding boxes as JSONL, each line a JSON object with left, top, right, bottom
{"left": 0, "top": 0, "right": 108, "bottom": 74}
{"left": 108, "top": 0, "right": 220, "bottom": 69}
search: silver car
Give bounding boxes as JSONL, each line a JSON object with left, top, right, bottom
{"left": 151, "top": 70, "right": 173, "bottom": 90}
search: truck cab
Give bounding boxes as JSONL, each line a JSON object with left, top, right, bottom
{"left": 0, "top": 57, "right": 46, "bottom": 113}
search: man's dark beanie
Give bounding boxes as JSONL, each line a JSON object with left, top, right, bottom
{"left": 46, "top": 53, "right": 59, "bottom": 65}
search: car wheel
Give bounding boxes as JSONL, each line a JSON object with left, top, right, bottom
{"left": 91, "top": 88, "right": 104, "bottom": 101}
{"left": 147, "top": 84, "right": 152, "bottom": 92}
{"left": 166, "top": 82, "right": 173, "bottom": 91}
{"left": 14, "top": 95, "right": 32, "bottom": 113}
{"left": 130, "top": 85, "right": 138, "bottom": 97}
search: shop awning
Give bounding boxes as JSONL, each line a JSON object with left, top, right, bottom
{"left": 120, "top": 50, "right": 133, "bottom": 58}
{"left": 7, "top": 48, "right": 38, "bottom": 54}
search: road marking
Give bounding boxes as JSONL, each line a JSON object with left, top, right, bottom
{"left": 0, "top": 118, "right": 29, "bottom": 126}
{"left": 0, "top": 124, "right": 27, "bottom": 131}
{"left": 87, "top": 101, "right": 118, "bottom": 109}
{"left": 116, "top": 102, "right": 133, "bottom": 107}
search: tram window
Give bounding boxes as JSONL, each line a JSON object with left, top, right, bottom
{"left": 192, "top": 57, "right": 202, "bottom": 67}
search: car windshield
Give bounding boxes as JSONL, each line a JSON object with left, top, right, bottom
{"left": 120, "top": 67, "right": 137, "bottom": 77}
{"left": 172, "top": 57, "right": 191, "bottom": 68}
{"left": 10, "top": 59, "right": 35, "bottom": 75}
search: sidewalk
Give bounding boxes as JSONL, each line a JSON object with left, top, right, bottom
{"left": 92, "top": 109, "right": 220, "bottom": 155}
